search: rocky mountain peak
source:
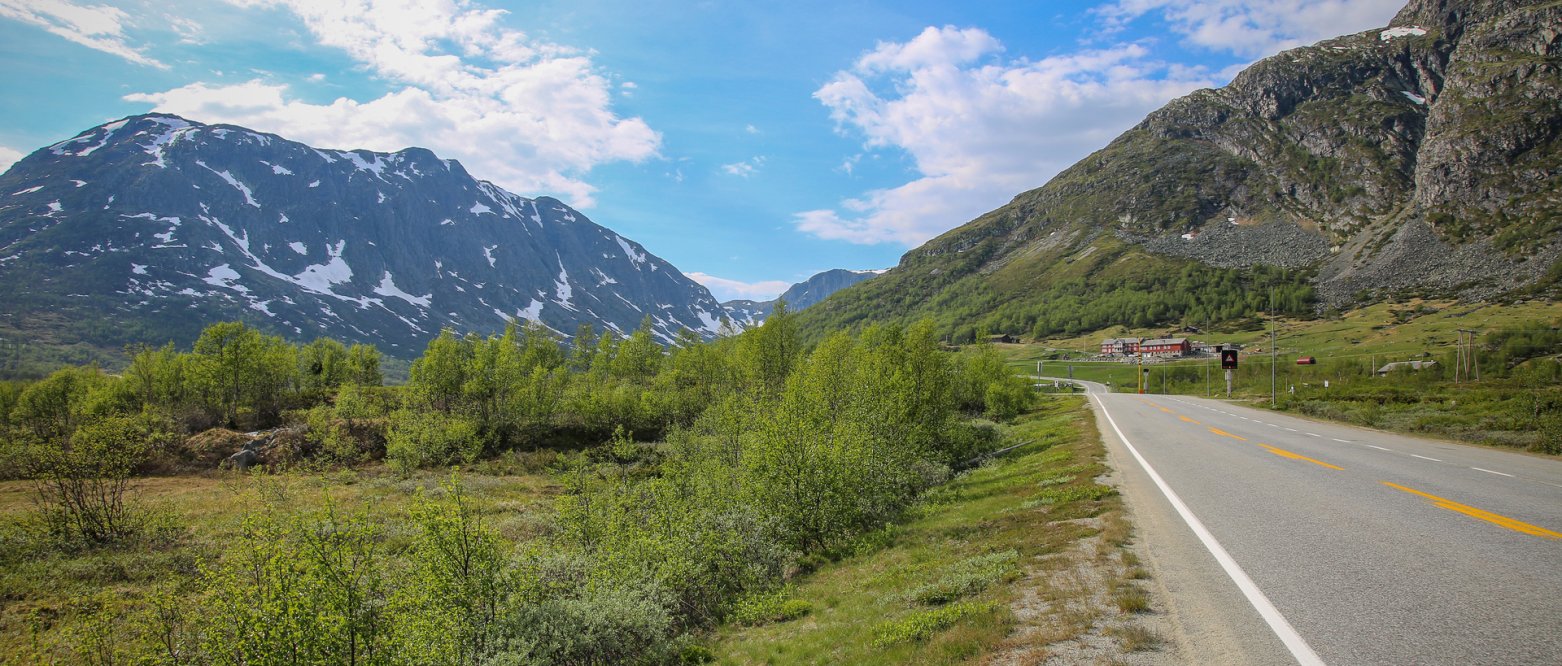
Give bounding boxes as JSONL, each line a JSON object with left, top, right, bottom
{"left": 0, "top": 113, "right": 731, "bottom": 356}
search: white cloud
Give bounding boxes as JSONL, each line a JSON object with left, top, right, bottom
{"left": 0, "top": 145, "right": 24, "bottom": 173}
{"left": 125, "top": 0, "right": 660, "bottom": 207}
{"left": 306, "top": 72, "right": 326, "bottom": 82}
{"left": 686, "top": 272, "right": 791, "bottom": 302}
{"left": 0, "top": 0, "right": 165, "bottom": 68}
{"left": 745, "top": 124, "right": 759, "bottom": 134}
{"left": 720, "top": 155, "right": 765, "bottom": 178}
{"left": 1098, "top": 0, "right": 1404, "bottom": 57}
{"left": 801, "top": 26, "right": 1213, "bottom": 245}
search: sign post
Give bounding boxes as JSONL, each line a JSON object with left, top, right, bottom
{"left": 1220, "top": 347, "right": 1238, "bottom": 397}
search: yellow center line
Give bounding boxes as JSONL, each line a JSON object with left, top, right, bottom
{"left": 1258, "top": 443, "right": 1344, "bottom": 470}
{"left": 1382, "top": 482, "right": 1562, "bottom": 539}
{"left": 1178, "top": 415, "right": 1201, "bottom": 425}
{"left": 1208, "top": 427, "right": 1247, "bottom": 441}
{"left": 1158, "top": 406, "right": 1173, "bottom": 414}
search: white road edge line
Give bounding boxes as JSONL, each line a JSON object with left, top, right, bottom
{"left": 1471, "top": 467, "right": 1513, "bottom": 478}
{"left": 1305, "top": 433, "right": 1321, "bottom": 438}
{"left": 1367, "top": 445, "right": 1392, "bottom": 451}
{"left": 1089, "top": 391, "right": 1327, "bottom": 666}
{"left": 1411, "top": 454, "right": 1442, "bottom": 462}
{"left": 1331, "top": 438, "right": 1350, "bottom": 443}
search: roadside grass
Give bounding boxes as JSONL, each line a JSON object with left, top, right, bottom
{"left": 711, "top": 396, "right": 1157, "bottom": 664}
{"left": 0, "top": 466, "right": 557, "bottom": 663}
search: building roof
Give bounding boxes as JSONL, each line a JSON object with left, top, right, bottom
{"left": 1142, "top": 337, "right": 1189, "bottom": 346}
{"left": 1101, "top": 337, "right": 1142, "bottom": 344}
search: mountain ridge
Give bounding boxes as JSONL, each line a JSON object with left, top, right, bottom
{"left": 799, "top": 0, "right": 1560, "bottom": 341}
{"left": 719, "top": 268, "right": 882, "bottom": 327}
{"left": 0, "top": 113, "right": 730, "bottom": 358}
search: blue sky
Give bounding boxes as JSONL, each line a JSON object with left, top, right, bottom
{"left": 0, "top": 0, "right": 1404, "bottom": 300}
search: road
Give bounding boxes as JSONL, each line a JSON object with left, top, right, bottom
{"left": 1059, "top": 380, "right": 1562, "bottom": 665}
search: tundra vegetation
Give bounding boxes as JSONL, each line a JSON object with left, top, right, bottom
{"left": 0, "top": 305, "right": 1045, "bottom": 663}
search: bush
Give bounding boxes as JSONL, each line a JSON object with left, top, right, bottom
{"left": 728, "top": 586, "right": 811, "bottom": 626}
{"left": 872, "top": 600, "right": 997, "bottom": 647}
{"left": 907, "top": 550, "right": 1018, "bottom": 605}
{"left": 385, "top": 410, "right": 483, "bottom": 474}
{"left": 509, "top": 583, "right": 674, "bottom": 665}
{"left": 17, "top": 413, "right": 173, "bottom": 548}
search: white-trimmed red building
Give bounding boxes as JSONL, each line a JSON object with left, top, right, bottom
{"left": 1100, "top": 337, "right": 1142, "bottom": 355}
{"left": 1141, "top": 337, "right": 1192, "bottom": 356}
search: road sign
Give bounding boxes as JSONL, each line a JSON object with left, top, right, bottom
{"left": 1221, "top": 349, "right": 1239, "bottom": 370}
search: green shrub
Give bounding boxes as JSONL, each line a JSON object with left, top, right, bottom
{"left": 507, "top": 583, "right": 674, "bottom": 665}
{"left": 729, "top": 586, "right": 812, "bottom": 626}
{"left": 908, "top": 550, "right": 1018, "bottom": 605}
{"left": 17, "top": 413, "right": 174, "bottom": 548}
{"left": 871, "top": 600, "right": 997, "bottom": 647}
{"left": 385, "top": 409, "right": 483, "bottom": 474}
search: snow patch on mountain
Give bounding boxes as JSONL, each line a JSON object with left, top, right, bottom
{"left": 138, "top": 117, "right": 194, "bottom": 168}
{"left": 203, "top": 264, "right": 247, "bottom": 293}
{"left": 196, "top": 161, "right": 260, "bottom": 208}
{"left": 295, "top": 241, "right": 352, "bottom": 293}
{"left": 373, "top": 271, "right": 432, "bottom": 308}
{"left": 614, "top": 236, "right": 647, "bottom": 267}
{"left": 50, "top": 119, "right": 126, "bottom": 157}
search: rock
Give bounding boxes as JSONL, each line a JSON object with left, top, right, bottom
{"left": 180, "top": 428, "right": 255, "bottom": 468}
{"left": 222, "top": 449, "right": 259, "bottom": 471}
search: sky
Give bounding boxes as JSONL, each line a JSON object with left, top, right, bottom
{"left": 0, "top": 0, "right": 1406, "bottom": 301}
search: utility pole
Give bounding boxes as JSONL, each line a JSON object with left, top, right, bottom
{"left": 1269, "top": 289, "right": 1277, "bottom": 406}
{"left": 1454, "top": 331, "right": 1463, "bottom": 383}
{"left": 1456, "top": 329, "right": 1479, "bottom": 381}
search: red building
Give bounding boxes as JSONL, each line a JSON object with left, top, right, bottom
{"left": 1100, "top": 337, "right": 1142, "bottom": 355}
{"left": 1140, "top": 337, "right": 1192, "bottom": 357}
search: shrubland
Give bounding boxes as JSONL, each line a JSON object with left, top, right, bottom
{"left": 0, "top": 305, "right": 1040, "bottom": 663}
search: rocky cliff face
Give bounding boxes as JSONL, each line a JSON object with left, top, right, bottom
{"left": 824, "top": 0, "right": 1559, "bottom": 330}
{"left": 0, "top": 114, "right": 730, "bottom": 356}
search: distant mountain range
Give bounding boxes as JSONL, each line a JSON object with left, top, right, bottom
{"left": 720, "top": 268, "right": 882, "bottom": 327}
{"left": 801, "top": 0, "right": 1562, "bottom": 340}
{"left": 0, "top": 114, "right": 733, "bottom": 357}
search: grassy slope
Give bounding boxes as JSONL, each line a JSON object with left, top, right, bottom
{"left": 711, "top": 397, "right": 1164, "bottom": 664}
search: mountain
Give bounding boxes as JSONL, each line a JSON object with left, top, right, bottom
{"left": 0, "top": 114, "right": 730, "bottom": 358}
{"left": 799, "top": 0, "right": 1561, "bottom": 342}
{"left": 719, "top": 268, "right": 881, "bottom": 327}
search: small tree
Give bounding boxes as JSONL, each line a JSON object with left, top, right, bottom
{"left": 19, "top": 413, "right": 169, "bottom": 547}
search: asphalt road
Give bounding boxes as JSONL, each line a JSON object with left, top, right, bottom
{"left": 1062, "top": 380, "right": 1562, "bottom": 665}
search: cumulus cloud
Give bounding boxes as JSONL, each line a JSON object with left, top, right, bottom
{"left": 800, "top": 26, "right": 1213, "bottom": 246}
{"left": 1098, "top": 0, "right": 1404, "bottom": 57}
{"left": 0, "top": 0, "right": 165, "bottom": 68}
{"left": 0, "top": 145, "right": 24, "bottom": 173}
{"left": 685, "top": 272, "right": 791, "bottom": 302}
{"left": 125, "top": 0, "right": 660, "bottom": 206}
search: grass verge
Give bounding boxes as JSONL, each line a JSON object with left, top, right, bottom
{"left": 710, "top": 396, "right": 1162, "bottom": 664}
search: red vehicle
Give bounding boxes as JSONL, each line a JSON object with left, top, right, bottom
{"left": 1296, "top": 356, "right": 1317, "bottom": 365}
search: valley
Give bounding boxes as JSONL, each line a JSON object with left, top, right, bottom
{"left": 0, "top": 0, "right": 1559, "bottom": 663}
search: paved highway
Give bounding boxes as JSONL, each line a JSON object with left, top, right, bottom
{"left": 1063, "top": 380, "right": 1562, "bottom": 665}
